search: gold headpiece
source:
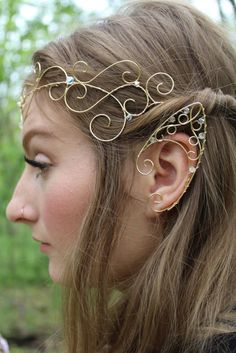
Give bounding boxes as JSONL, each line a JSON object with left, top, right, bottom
{"left": 19, "top": 60, "right": 207, "bottom": 211}
{"left": 19, "top": 60, "right": 174, "bottom": 141}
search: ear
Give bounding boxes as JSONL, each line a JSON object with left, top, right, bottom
{"left": 132, "top": 132, "right": 198, "bottom": 216}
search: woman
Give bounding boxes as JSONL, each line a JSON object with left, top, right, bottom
{"left": 6, "top": 1, "right": 236, "bottom": 352}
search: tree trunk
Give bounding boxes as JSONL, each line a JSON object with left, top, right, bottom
{"left": 227, "top": 0, "right": 236, "bottom": 18}
{"left": 216, "top": 0, "right": 227, "bottom": 22}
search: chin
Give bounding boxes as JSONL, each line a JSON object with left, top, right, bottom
{"left": 48, "top": 260, "right": 64, "bottom": 284}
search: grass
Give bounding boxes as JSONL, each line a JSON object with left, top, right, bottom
{"left": 0, "top": 285, "right": 62, "bottom": 353}
{"left": 0, "top": 222, "right": 62, "bottom": 352}
{"left": 9, "top": 341, "right": 63, "bottom": 353}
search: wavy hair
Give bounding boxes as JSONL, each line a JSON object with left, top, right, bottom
{"left": 25, "top": 1, "right": 236, "bottom": 352}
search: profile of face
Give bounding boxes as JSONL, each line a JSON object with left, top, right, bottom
{"left": 6, "top": 96, "right": 161, "bottom": 283}
{"left": 6, "top": 90, "right": 199, "bottom": 283}
{"left": 6, "top": 97, "right": 97, "bottom": 282}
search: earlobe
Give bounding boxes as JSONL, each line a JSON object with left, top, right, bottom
{"left": 145, "top": 132, "right": 198, "bottom": 215}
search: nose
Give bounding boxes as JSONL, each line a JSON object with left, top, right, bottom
{"left": 6, "top": 170, "right": 38, "bottom": 223}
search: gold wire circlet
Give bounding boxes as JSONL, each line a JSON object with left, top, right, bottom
{"left": 18, "top": 60, "right": 207, "bottom": 211}
{"left": 19, "top": 59, "right": 174, "bottom": 141}
{"left": 136, "top": 102, "right": 207, "bottom": 212}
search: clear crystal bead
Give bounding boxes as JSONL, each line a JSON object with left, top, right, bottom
{"left": 150, "top": 136, "right": 156, "bottom": 144}
{"left": 198, "top": 117, "right": 205, "bottom": 124}
{"left": 169, "top": 116, "right": 175, "bottom": 123}
{"left": 66, "top": 76, "right": 75, "bottom": 85}
{"left": 134, "top": 80, "right": 140, "bottom": 87}
{"left": 126, "top": 113, "right": 133, "bottom": 121}
{"left": 189, "top": 166, "right": 196, "bottom": 173}
{"left": 183, "top": 107, "right": 190, "bottom": 114}
{"left": 198, "top": 132, "right": 205, "bottom": 139}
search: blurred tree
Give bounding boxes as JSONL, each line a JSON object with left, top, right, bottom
{"left": 108, "top": 0, "right": 123, "bottom": 9}
{"left": 227, "top": 0, "right": 236, "bottom": 17}
{"left": 216, "top": 0, "right": 227, "bottom": 22}
{"left": 216, "top": 0, "right": 236, "bottom": 22}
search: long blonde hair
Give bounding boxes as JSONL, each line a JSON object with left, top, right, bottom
{"left": 26, "top": 1, "right": 236, "bottom": 352}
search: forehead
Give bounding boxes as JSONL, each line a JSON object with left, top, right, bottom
{"left": 22, "top": 93, "right": 75, "bottom": 137}
{"left": 20, "top": 91, "right": 93, "bottom": 153}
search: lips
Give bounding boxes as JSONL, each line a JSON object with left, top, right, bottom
{"left": 33, "top": 237, "right": 51, "bottom": 246}
{"left": 40, "top": 242, "right": 51, "bottom": 253}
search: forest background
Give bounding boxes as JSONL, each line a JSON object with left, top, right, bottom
{"left": 0, "top": 0, "right": 235, "bottom": 352}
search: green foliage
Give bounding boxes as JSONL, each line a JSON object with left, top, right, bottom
{"left": 0, "top": 226, "right": 49, "bottom": 285}
{"left": 0, "top": 286, "right": 60, "bottom": 336}
{"left": 0, "top": 285, "right": 61, "bottom": 352}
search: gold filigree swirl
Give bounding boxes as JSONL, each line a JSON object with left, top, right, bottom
{"left": 136, "top": 102, "right": 207, "bottom": 211}
{"left": 19, "top": 60, "right": 174, "bottom": 141}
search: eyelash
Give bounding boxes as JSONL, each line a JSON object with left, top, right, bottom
{"left": 24, "top": 156, "right": 52, "bottom": 178}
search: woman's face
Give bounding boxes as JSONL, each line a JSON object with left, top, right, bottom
{"left": 6, "top": 97, "right": 97, "bottom": 282}
{"left": 6, "top": 96, "right": 157, "bottom": 283}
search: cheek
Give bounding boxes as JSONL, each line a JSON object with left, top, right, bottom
{"left": 42, "top": 173, "right": 93, "bottom": 242}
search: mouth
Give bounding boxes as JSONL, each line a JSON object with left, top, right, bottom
{"left": 40, "top": 242, "right": 51, "bottom": 253}
{"left": 33, "top": 237, "right": 51, "bottom": 252}
{"left": 33, "top": 237, "right": 50, "bottom": 244}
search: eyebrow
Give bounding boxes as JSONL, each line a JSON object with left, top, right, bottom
{"left": 22, "top": 129, "right": 55, "bottom": 152}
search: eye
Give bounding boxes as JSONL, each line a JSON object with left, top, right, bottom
{"left": 24, "top": 156, "right": 52, "bottom": 178}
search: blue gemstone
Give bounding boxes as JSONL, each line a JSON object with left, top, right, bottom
{"left": 66, "top": 76, "right": 75, "bottom": 84}
{"left": 126, "top": 113, "right": 133, "bottom": 121}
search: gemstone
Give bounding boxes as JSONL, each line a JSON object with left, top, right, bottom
{"left": 66, "top": 76, "right": 75, "bottom": 85}
{"left": 183, "top": 107, "right": 190, "bottom": 114}
{"left": 134, "top": 80, "right": 140, "bottom": 87}
{"left": 189, "top": 166, "right": 196, "bottom": 173}
{"left": 126, "top": 113, "right": 133, "bottom": 121}
{"left": 198, "top": 132, "right": 205, "bottom": 139}
{"left": 150, "top": 136, "right": 156, "bottom": 144}
{"left": 169, "top": 116, "right": 175, "bottom": 123}
{"left": 198, "top": 117, "right": 205, "bottom": 124}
